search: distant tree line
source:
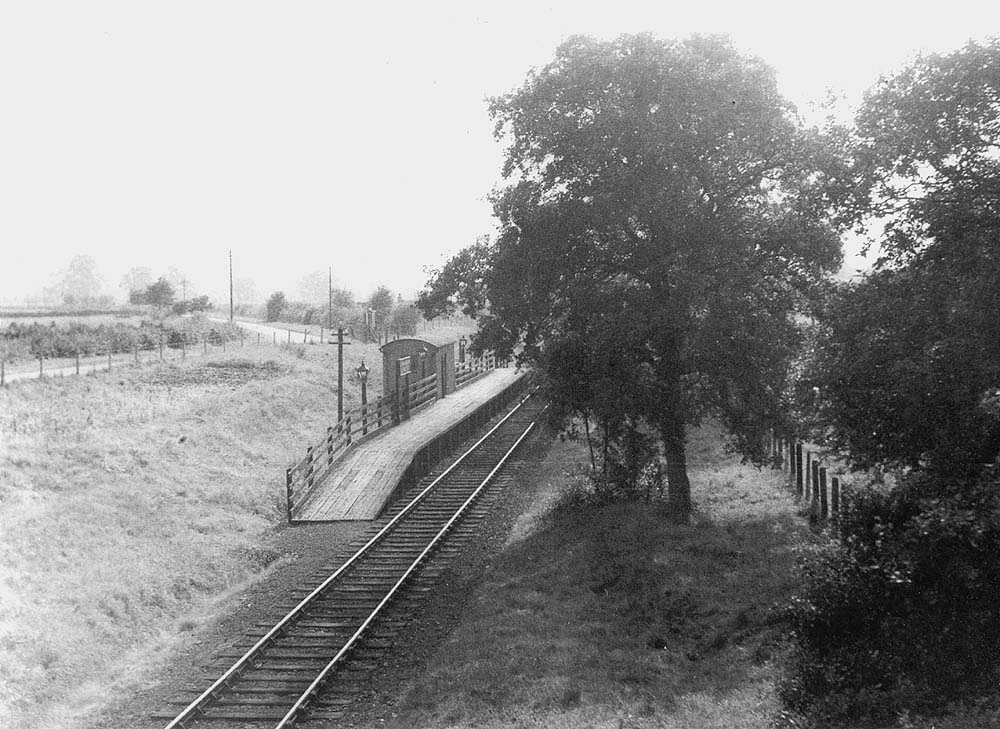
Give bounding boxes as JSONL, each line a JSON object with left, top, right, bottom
{"left": 128, "top": 277, "right": 212, "bottom": 315}
{"left": 263, "top": 284, "right": 421, "bottom": 338}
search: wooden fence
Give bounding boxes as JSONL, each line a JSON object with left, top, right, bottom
{"left": 769, "top": 432, "right": 848, "bottom": 523}
{"left": 285, "top": 390, "right": 399, "bottom": 519}
{"left": 455, "top": 352, "right": 497, "bottom": 388}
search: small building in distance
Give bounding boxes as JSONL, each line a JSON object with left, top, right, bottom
{"left": 380, "top": 336, "right": 456, "bottom": 400}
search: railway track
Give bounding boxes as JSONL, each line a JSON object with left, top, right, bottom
{"left": 156, "top": 390, "right": 544, "bottom": 727}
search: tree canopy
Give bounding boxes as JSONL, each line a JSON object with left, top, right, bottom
{"left": 422, "top": 34, "right": 842, "bottom": 518}
{"left": 805, "top": 39, "right": 1000, "bottom": 474}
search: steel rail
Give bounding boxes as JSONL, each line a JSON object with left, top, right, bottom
{"left": 162, "top": 391, "right": 536, "bottom": 729}
{"left": 275, "top": 419, "right": 537, "bottom": 728}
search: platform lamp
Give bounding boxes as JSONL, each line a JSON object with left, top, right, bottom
{"left": 458, "top": 335, "right": 467, "bottom": 363}
{"left": 355, "top": 359, "right": 370, "bottom": 435}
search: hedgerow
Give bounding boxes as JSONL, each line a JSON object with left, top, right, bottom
{"left": 780, "top": 468, "right": 1000, "bottom": 722}
{"left": 0, "top": 316, "right": 242, "bottom": 362}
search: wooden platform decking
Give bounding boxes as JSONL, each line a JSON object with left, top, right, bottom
{"left": 294, "top": 368, "right": 523, "bottom": 521}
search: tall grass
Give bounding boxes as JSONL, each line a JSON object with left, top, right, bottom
{"left": 387, "top": 422, "right": 813, "bottom": 729}
{"left": 0, "top": 339, "right": 408, "bottom": 728}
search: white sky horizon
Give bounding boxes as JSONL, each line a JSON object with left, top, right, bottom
{"left": 1, "top": 1, "right": 997, "bottom": 307}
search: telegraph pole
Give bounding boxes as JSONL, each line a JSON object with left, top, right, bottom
{"left": 228, "top": 250, "right": 234, "bottom": 323}
{"left": 337, "top": 327, "right": 351, "bottom": 422}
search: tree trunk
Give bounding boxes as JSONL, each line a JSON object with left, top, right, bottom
{"left": 662, "top": 420, "right": 692, "bottom": 521}
{"left": 658, "top": 368, "right": 692, "bottom": 521}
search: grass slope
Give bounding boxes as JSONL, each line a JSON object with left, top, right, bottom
{"left": 0, "top": 336, "right": 434, "bottom": 728}
{"left": 384, "top": 423, "right": 812, "bottom": 729}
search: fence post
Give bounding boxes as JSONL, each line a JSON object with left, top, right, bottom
{"left": 273, "top": 332, "right": 276, "bottom": 345}
{"left": 345, "top": 416, "right": 352, "bottom": 446}
{"left": 327, "top": 426, "right": 335, "bottom": 465}
{"left": 159, "top": 342, "right": 164, "bottom": 361}
{"left": 108, "top": 347, "right": 112, "bottom": 372}
{"left": 258, "top": 333, "right": 261, "bottom": 346}
{"left": 831, "top": 476, "right": 841, "bottom": 519}
{"left": 819, "top": 467, "right": 828, "bottom": 519}
{"left": 306, "top": 446, "right": 315, "bottom": 489}
{"left": 76, "top": 351, "right": 80, "bottom": 375}
{"left": 811, "top": 460, "right": 820, "bottom": 513}
{"left": 795, "top": 443, "right": 804, "bottom": 497}
{"left": 182, "top": 340, "right": 186, "bottom": 358}
{"left": 789, "top": 442, "right": 797, "bottom": 487}
{"left": 805, "top": 452, "right": 812, "bottom": 498}
{"left": 303, "top": 330, "right": 308, "bottom": 343}
{"left": 286, "top": 468, "right": 294, "bottom": 523}
{"left": 38, "top": 356, "right": 43, "bottom": 378}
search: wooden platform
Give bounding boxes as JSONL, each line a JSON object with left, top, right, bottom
{"left": 294, "top": 368, "right": 523, "bottom": 521}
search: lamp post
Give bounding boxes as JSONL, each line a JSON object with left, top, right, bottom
{"left": 458, "top": 334, "right": 467, "bottom": 363}
{"left": 355, "top": 359, "right": 369, "bottom": 435}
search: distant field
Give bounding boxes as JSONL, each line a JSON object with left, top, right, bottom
{"left": 0, "top": 313, "right": 148, "bottom": 328}
{"left": 0, "top": 308, "right": 147, "bottom": 325}
{"left": 250, "top": 313, "right": 477, "bottom": 344}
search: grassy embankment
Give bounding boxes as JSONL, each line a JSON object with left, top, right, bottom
{"left": 384, "top": 423, "right": 815, "bottom": 729}
{"left": 0, "top": 321, "right": 468, "bottom": 729}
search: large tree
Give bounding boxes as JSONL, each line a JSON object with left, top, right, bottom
{"left": 423, "top": 34, "right": 842, "bottom": 518}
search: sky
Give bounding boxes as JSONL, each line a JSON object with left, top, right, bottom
{"left": 1, "top": 1, "right": 998, "bottom": 306}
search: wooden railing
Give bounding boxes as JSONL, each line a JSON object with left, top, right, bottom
{"left": 455, "top": 352, "right": 496, "bottom": 388}
{"left": 285, "top": 390, "right": 397, "bottom": 520}
{"left": 408, "top": 371, "right": 439, "bottom": 413}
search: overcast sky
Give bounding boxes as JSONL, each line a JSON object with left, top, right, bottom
{"left": 1, "top": 1, "right": 998, "bottom": 305}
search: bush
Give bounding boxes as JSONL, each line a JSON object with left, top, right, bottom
{"left": 781, "top": 468, "right": 1000, "bottom": 722}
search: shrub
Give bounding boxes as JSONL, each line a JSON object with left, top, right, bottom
{"left": 781, "top": 467, "right": 1000, "bottom": 721}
